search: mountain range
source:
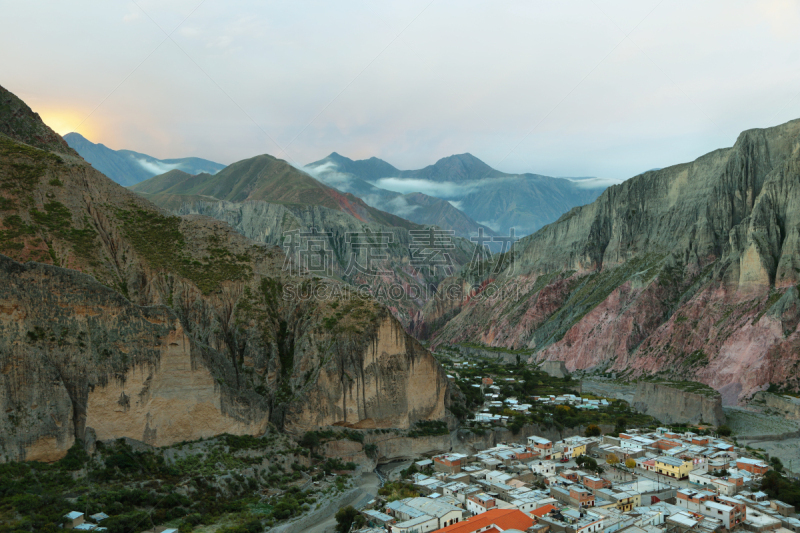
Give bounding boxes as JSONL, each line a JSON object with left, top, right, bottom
{"left": 306, "top": 152, "right": 610, "bottom": 236}
{"left": 419, "top": 118, "right": 800, "bottom": 405}
{"left": 305, "top": 152, "right": 495, "bottom": 238}
{"left": 0, "top": 84, "right": 452, "bottom": 462}
{"left": 129, "top": 153, "right": 478, "bottom": 325}
{"left": 63, "top": 132, "right": 224, "bottom": 187}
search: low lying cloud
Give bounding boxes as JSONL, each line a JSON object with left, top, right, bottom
{"left": 303, "top": 162, "right": 419, "bottom": 217}
{"left": 565, "top": 176, "right": 623, "bottom": 189}
{"left": 385, "top": 196, "right": 420, "bottom": 217}
{"left": 132, "top": 157, "right": 181, "bottom": 176}
{"left": 370, "top": 177, "right": 483, "bottom": 199}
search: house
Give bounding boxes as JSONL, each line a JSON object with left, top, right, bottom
{"left": 654, "top": 456, "right": 693, "bottom": 480}
{"left": 434, "top": 453, "right": 468, "bottom": 474}
{"left": 532, "top": 504, "right": 558, "bottom": 519}
{"left": 771, "top": 500, "right": 795, "bottom": 517}
{"left": 539, "top": 508, "right": 604, "bottom": 533}
{"left": 387, "top": 497, "right": 464, "bottom": 531}
{"left": 551, "top": 485, "right": 595, "bottom": 508}
{"left": 583, "top": 475, "right": 611, "bottom": 492}
{"left": 431, "top": 508, "right": 533, "bottom": 533}
{"left": 363, "top": 509, "right": 396, "bottom": 527}
{"left": 699, "top": 500, "right": 743, "bottom": 530}
{"left": 742, "top": 507, "right": 782, "bottom": 532}
{"left": 466, "top": 492, "right": 496, "bottom": 515}
{"left": 529, "top": 436, "right": 554, "bottom": 458}
{"left": 676, "top": 489, "right": 713, "bottom": 512}
{"left": 64, "top": 512, "right": 85, "bottom": 529}
{"left": 531, "top": 460, "right": 558, "bottom": 477}
{"left": 391, "top": 515, "right": 440, "bottom": 533}
{"left": 556, "top": 436, "right": 591, "bottom": 459}
{"left": 737, "top": 458, "right": 770, "bottom": 475}
{"left": 595, "top": 488, "right": 641, "bottom": 512}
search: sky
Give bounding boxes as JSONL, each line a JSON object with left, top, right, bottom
{"left": 3, "top": 0, "right": 800, "bottom": 181}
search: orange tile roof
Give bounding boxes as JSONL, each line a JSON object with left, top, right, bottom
{"left": 433, "top": 508, "right": 534, "bottom": 533}
{"left": 531, "top": 504, "right": 557, "bottom": 518}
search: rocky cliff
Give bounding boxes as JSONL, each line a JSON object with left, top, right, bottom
{"left": 0, "top": 84, "right": 452, "bottom": 461}
{"left": 631, "top": 382, "right": 725, "bottom": 426}
{"left": 172, "top": 199, "right": 475, "bottom": 327}
{"left": 423, "top": 118, "right": 800, "bottom": 403}
{"left": 752, "top": 391, "right": 800, "bottom": 419}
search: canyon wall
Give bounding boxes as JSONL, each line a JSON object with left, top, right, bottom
{"left": 632, "top": 382, "right": 725, "bottom": 426}
{"left": 0, "top": 256, "right": 269, "bottom": 462}
{"left": 752, "top": 392, "right": 800, "bottom": 419}
{"left": 423, "top": 119, "right": 800, "bottom": 403}
{"left": 0, "top": 85, "right": 453, "bottom": 462}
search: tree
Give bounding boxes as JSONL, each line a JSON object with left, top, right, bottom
{"left": 615, "top": 417, "right": 627, "bottom": 434}
{"left": 576, "top": 455, "right": 603, "bottom": 473}
{"left": 299, "top": 431, "right": 320, "bottom": 455}
{"left": 625, "top": 458, "right": 637, "bottom": 469}
{"left": 585, "top": 424, "right": 601, "bottom": 437}
{"left": 335, "top": 506, "right": 364, "bottom": 533}
{"left": 717, "top": 425, "right": 732, "bottom": 437}
{"left": 771, "top": 457, "right": 785, "bottom": 473}
{"left": 606, "top": 454, "right": 620, "bottom": 466}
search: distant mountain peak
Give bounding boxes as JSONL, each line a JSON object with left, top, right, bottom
{"left": 64, "top": 132, "right": 224, "bottom": 187}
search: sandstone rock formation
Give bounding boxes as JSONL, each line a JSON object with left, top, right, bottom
{"left": 631, "top": 382, "right": 725, "bottom": 426}
{"left": 0, "top": 85, "right": 452, "bottom": 462}
{"left": 423, "top": 118, "right": 800, "bottom": 403}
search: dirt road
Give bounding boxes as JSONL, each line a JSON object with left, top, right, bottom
{"left": 304, "top": 472, "right": 381, "bottom": 533}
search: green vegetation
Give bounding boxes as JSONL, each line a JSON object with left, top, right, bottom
{"left": 576, "top": 454, "right": 604, "bottom": 474}
{"left": 407, "top": 420, "right": 449, "bottom": 438}
{"left": 113, "top": 206, "right": 251, "bottom": 294}
{"left": 440, "top": 350, "right": 658, "bottom": 435}
{"left": 336, "top": 505, "right": 367, "bottom": 533}
{"left": 335, "top": 506, "right": 364, "bottom": 533}
{"left": 637, "top": 378, "right": 719, "bottom": 398}
{"left": 761, "top": 470, "right": 800, "bottom": 506}
{"left": 378, "top": 481, "right": 419, "bottom": 502}
{"left": 0, "top": 433, "right": 340, "bottom": 533}
{"left": 682, "top": 349, "right": 709, "bottom": 368}
{"left": 30, "top": 202, "right": 98, "bottom": 262}
{"left": 0, "top": 135, "right": 63, "bottom": 205}
{"left": 717, "top": 425, "right": 732, "bottom": 437}
{"left": 753, "top": 290, "right": 785, "bottom": 325}
{"left": 0, "top": 214, "right": 35, "bottom": 253}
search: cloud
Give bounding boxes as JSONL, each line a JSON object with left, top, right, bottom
{"left": 302, "top": 161, "right": 355, "bottom": 191}
{"left": 132, "top": 157, "right": 181, "bottom": 176}
{"left": 370, "top": 178, "right": 483, "bottom": 199}
{"left": 565, "top": 176, "right": 623, "bottom": 189}
{"left": 385, "top": 196, "right": 420, "bottom": 217}
{"left": 448, "top": 200, "right": 463, "bottom": 210}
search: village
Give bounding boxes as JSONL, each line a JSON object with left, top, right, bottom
{"left": 349, "top": 427, "right": 789, "bottom": 533}
{"left": 44, "top": 357, "right": 800, "bottom": 533}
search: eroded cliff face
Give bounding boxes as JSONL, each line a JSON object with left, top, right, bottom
{"left": 0, "top": 257, "right": 269, "bottom": 462}
{"left": 0, "top": 85, "right": 452, "bottom": 461}
{"left": 284, "top": 317, "right": 450, "bottom": 433}
{"left": 423, "top": 119, "right": 800, "bottom": 403}
{"left": 631, "top": 382, "right": 725, "bottom": 426}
